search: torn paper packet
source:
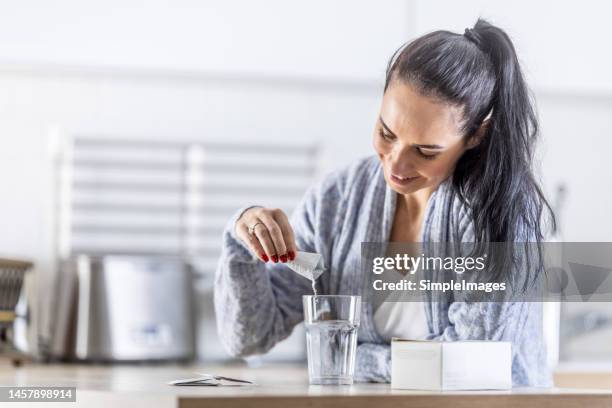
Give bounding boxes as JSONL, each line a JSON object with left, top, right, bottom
{"left": 285, "top": 251, "right": 325, "bottom": 281}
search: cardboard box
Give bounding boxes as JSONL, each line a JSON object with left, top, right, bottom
{"left": 391, "top": 339, "right": 512, "bottom": 390}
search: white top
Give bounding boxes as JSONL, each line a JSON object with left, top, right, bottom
{"left": 373, "top": 271, "right": 429, "bottom": 341}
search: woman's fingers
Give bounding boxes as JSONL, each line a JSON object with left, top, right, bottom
{"left": 252, "top": 221, "right": 279, "bottom": 262}
{"left": 272, "top": 209, "right": 297, "bottom": 261}
{"left": 236, "top": 223, "right": 268, "bottom": 262}
{"left": 258, "top": 211, "right": 287, "bottom": 262}
{"left": 235, "top": 207, "right": 296, "bottom": 263}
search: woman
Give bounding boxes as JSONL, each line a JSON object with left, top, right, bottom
{"left": 214, "top": 19, "right": 553, "bottom": 386}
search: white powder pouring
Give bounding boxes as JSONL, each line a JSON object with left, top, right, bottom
{"left": 285, "top": 251, "right": 325, "bottom": 296}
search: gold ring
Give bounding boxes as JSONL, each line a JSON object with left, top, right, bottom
{"left": 248, "top": 222, "right": 264, "bottom": 236}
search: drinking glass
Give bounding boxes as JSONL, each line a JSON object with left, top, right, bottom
{"left": 302, "top": 295, "right": 361, "bottom": 385}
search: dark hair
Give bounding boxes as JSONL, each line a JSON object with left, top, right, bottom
{"left": 384, "top": 19, "right": 555, "bottom": 286}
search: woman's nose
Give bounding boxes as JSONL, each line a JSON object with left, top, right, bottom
{"left": 390, "top": 144, "right": 415, "bottom": 170}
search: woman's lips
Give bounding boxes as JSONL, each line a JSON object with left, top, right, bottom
{"left": 390, "top": 173, "right": 420, "bottom": 186}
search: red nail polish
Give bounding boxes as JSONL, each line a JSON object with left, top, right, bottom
{"left": 271, "top": 255, "right": 279, "bottom": 263}
{"left": 280, "top": 254, "right": 288, "bottom": 263}
{"left": 288, "top": 251, "right": 296, "bottom": 261}
{"left": 260, "top": 253, "right": 269, "bottom": 262}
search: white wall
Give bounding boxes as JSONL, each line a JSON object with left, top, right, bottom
{"left": 537, "top": 92, "right": 612, "bottom": 241}
{"left": 0, "top": 0, "right": 410, "bottom": 80}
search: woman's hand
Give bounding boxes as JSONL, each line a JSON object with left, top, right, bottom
{"left": 235, "top": 206, "right": 297, "bottom": 263}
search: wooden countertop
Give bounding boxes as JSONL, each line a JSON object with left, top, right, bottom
{"left": 1, "top": 362, "right": 612, "bottom": 408}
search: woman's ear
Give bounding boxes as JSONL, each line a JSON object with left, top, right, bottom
{"left": 466, "top": 118, "right": 491, "bottom": 149}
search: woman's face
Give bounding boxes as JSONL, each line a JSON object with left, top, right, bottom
{"left": 373, "top": 80, "right": 475, "bottom": 195}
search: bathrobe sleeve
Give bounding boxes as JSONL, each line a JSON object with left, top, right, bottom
{"left": 214, "top": 171, "right": 344, "bottom": 357}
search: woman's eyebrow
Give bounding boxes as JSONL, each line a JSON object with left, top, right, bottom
{"left": 379, "top": 117, "right": 399, "bottom": 138}
{"left": 379, "top": 116, "right": 445, "bottom": 149}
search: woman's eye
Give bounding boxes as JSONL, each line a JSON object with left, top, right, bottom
{"left": 416, "top": 147, "right": 438, "bottom": 160}
{"left": 379, "top": 130, "right": 395, "bottom": 142}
